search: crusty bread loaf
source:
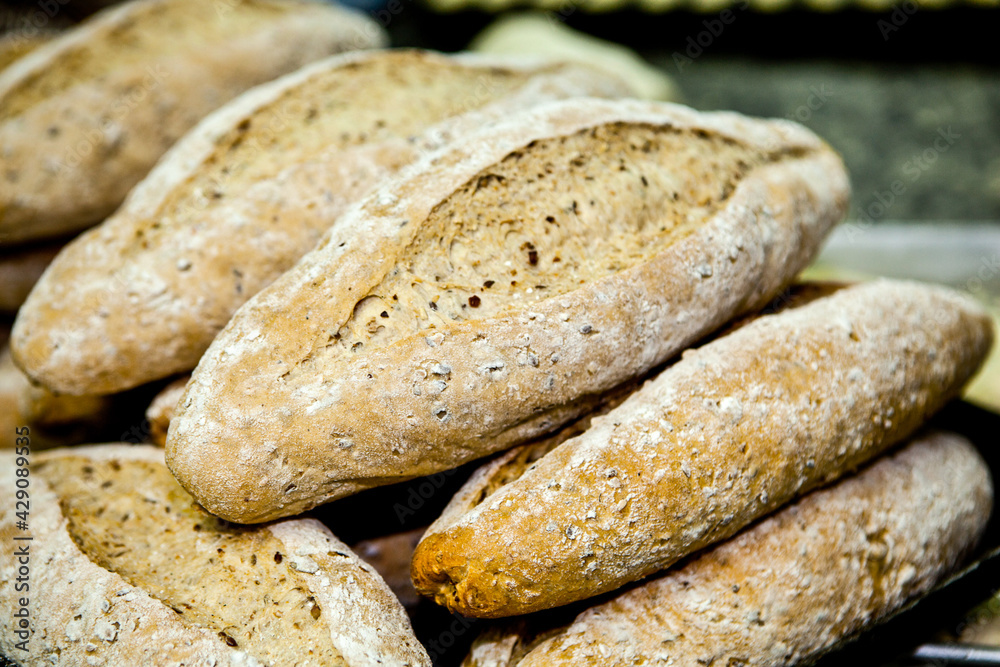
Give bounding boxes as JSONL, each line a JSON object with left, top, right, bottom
{"left": 0, "top": 240, "right": 61, "bottom": 313}
{"left": 12, "top": 50, "right": 633, "bottom": 395}
{"left": 146, "top": 375, "right": 190, "bottom": 446}
{"left": 411, "top": 280, "right": 993, "bottom": 617}
{"left": 0, "top": 444, "right": 430, "bottom": 666}
{"left": 0, "top": 0, "right": 384, "bottom": 247}
{"left": 166, "top": 98, "right": 850, "bottom": 524}
{"left": 461, "top": 431, "right": 992, "bottom": 666}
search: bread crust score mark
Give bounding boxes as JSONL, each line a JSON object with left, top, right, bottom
{"left": 166, "top": 99, "right": 850, "bottom": 524}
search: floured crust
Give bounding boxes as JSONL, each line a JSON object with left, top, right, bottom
{"left": 166, "top": 98, "right": 849, "bottom": 524}
{"left": 11, "top": 50, "right": 633, "bottom": 396}
{"left": 510, "top": 432, "right": 992, "bottom": 665}
{"left": 0, "top": 444, "right": 430, "bottom": 666}
{"left": 411, "top": 280, "right": 993, "bottom": 617}
{"left": 0, "top": 0, "right": 385, "bottom": 247}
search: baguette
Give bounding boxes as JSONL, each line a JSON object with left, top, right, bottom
{"left": 0, "top": 444, "right": 430, "bottom": 666}
{"left": 411, "top": 280, "right": 993, "bottom": 617}
{"left": 0, "top": 240, "right": 61, "bottom": 313}
{"left": 166, "top": 98, "right": 850, "bottom": 523}
{"left": 461, "top": 432, "right": 992, "bottom": 666}
{"left": 12, "top": 50, "right": 633, "bottom": 395}
{"left": 0, "top": 0, "right": 385, "bottom": 247}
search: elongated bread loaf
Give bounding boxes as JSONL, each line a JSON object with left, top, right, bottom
{"left": 0, "top": 444, "right": 430, "bottom": 666}
{"left": 11, "top": 50, "right": 633, "bottom": 395}
{"left": 411, "top": 280, "right": 993, "bottom": 617}
{"left": 166, "top": 98, "right": 850, "bottom": 523}
{"left": 0, "top": 0, "right": 384, "bottom": 247}
{"left": 461, "top": 432, "right": 992, "bottom": 666}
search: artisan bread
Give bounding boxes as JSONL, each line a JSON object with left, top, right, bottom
{"left": 166, "top": 98, "right": 850, "bottom": 524}
{"left": 12, "top": 50, "right": 633, "bottom": 395}
{"left": 0, "top": 444, "right": 430, "bottom": 666}
{"left": 461, "top": 431, "right": 992, "bottom": 666}
{"left": 411, "top": 280, "right": 993, "bottom": 617}
{"left": 0, "top": 240, "right": 61, "bottom": 313}
{"left": 0, "top": 0, "right": 384, "bottom": 247}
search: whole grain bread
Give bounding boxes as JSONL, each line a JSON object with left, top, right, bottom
{"left": 0, "top": 31, "right": 58, "bottom": 72}
{"left": 461, "top": 431, "right": 992, "bottom": 666}
{"left": 166, "top": 98, "right": 850, "bottom": 524}
{"left": 0, "top": 444, "right": 430, "bottom": 666}
{"left": 11, "top": 50, "right": 633, "bottom": 395}
{"left": 411, "top": 280, "right": 993, "bottom": 617}
{"left": 0, "top": 0, "right": 385, "bottom": 247}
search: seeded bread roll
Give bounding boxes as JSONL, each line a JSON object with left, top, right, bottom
{"left": 461, "top": 432, "right": 992, "bottom": 666}
{"left": 11, "top": 50, "right": 633, "bottom": 395}
{"left": 166, "top": 98, "right": 850, "bottom": 524}
{"left": 0, "top": 444, "right": 430, "bottom": 666}
{"left": 411, "top": 280, "right": 993, "bottom": 617}
{"left": 0, "top": 0, "right": 385, "bottom": 247}
{"left": 0, "top": 240, "right": 61, "bottom": 313}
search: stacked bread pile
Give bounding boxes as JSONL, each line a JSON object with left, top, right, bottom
{"left": 0, "top": 2, "right": 994, "bottom": 665}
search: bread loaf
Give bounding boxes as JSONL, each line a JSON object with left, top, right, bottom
{"left": 166, "top": 98, "right": 850, "bottom": 524}
{"left": 12, "top": 50, "right": 632, "bottom": 395}
{"left": 0, "top": 444, "right": 430, "bottom": 666}
{"left": 461, "top": 431, "right": 992, "bottom": 666}
{"left": 0, "top": 0, "right": 385, "bottom": 247}
{"left": 411, "top": 280, "right": 993, "bottom": 617}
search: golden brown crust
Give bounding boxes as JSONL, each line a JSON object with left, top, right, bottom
{"left": 166, "top": 99, "right": 849, "bottom": 524}
{"left": 0, "top": 0, "right": 385, "bottom": 247}
{"left": 411, "top": 280, "right": 993, "bottom": 617}
{"left": 509, "top": 432, "right": 992, "bottom": 665}
{"left": 0, "top": 444, "right": 430, "bottom": 666}
{"left": 11, "top": 50, "right": 632, "bottom": 395}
